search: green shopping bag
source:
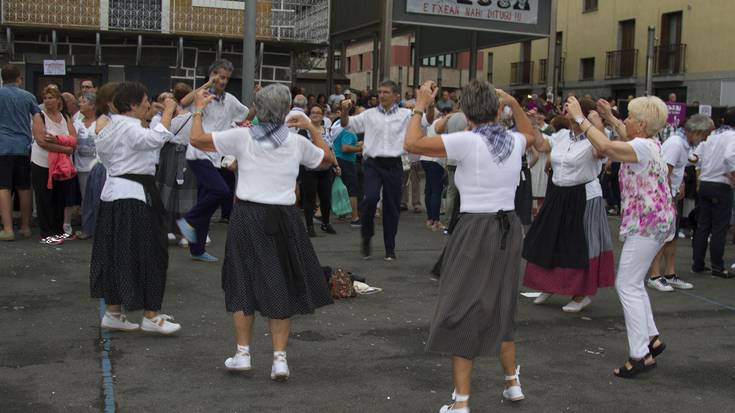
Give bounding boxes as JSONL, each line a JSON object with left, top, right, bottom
{"left": 331, "top": 176, "right": 352, "bottom": 216}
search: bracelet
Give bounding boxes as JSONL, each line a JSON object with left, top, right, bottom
{"left": 192, "top": 111, "right": 203, "bottom": 117}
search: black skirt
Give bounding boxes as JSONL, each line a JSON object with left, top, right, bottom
{"left": 90, "top": 199, "right": 168, "bottom": 311}
{"left": 522, "top": 183, "right": 588, "bottom": 269}
{"left": 222, "top": 201, "right": 333, "bottom": 319}
{"left": 514, "top": 166, "right": 532, "bottom": 225}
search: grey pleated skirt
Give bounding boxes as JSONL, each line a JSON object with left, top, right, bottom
{"left": 427, "top": 211, "right": 523, "bottom": 359}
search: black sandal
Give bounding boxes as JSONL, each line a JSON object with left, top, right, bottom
{"left": 648, "top": 335, "right": 666, "bottom": 358}
{"left": 613, "top": 354, "right": 656, "bottom": 378}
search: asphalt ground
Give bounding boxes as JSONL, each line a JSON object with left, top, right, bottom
{"left": 1, "top": 212, "right": 735, "bottom": 413}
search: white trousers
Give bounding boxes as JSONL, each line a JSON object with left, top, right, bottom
{"left": 615, "top": 235, "right": 664, "bottom": 359}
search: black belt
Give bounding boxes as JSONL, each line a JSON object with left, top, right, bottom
{"left": 115, "top": 173, "right": 167, "bottom": 251}
{"left": 368, "top": 156, "right": 402, "bottom": 169}
{"left": 238, "top": 200, "right": 305, "bottom": 297}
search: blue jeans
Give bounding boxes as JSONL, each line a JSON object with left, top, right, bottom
{"left": 421, "top": 160, "right": 444, "bottom": 222}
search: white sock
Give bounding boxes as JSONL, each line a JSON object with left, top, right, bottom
{"left": 237, "top": 345, "right": 250, "bottom": 354}
{"left": 274, "top": 351, "right": 287, "bottom": 359}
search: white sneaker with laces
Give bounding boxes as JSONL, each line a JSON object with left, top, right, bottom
{"left": 101, "top": 312, "right": 140, "bottom": 331}
{"left": 271, "top": 352, "right": 290, "bottom": 381}
{"left": 647, "top": 277, "right": 674, "bottom": 292}
{"left": 439, "top": 391, "right": 469, "bottom": 413}
{"left": 225, "top": 351, "right": 252, "bottom": 371}
{"left": 562, "top": 296, "right": 592, "bottom": 313}
{"left": 502, "top": 366, "right": 525, "bottom": 402}
{"left": 533, "top": 292, "right": 552, "bottom": 304}
{"left": 665, "top": 275, "right": 693, "bottom": 290}
{"left": 140, "top": 314, "right": 181, "bottom": 335}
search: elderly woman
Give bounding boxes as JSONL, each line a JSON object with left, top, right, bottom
{"left": 31, "top": 86, "right": 77, "bottom": 244}
{"left": 566, "top": 96, "right": 674, "bottom": 378}
{"left": 522, "top": 97, "right": 615, "bottom": 313}
{"left": 189, "top": 84, "right": 334, "bottom": 381}
{"left": 298, "top": 104, "right": 338, "bottom": 236}
{"left": 72, "top": 91, "right": 98, "bottom": 239}
{"left": 405, "top": 80, "right": 535, "bottom": 413}
{"left": 91, "top": 81, "right": 181, "bottom": 335}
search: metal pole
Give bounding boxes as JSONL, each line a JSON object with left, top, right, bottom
{"left": 136, "top": 34, "right": 142, "bottom": 66}
{"left": 468, "top": 31, "right": 478, "bottom": 81}
{"left": 216, "top": 38, "right": 222, "bottom": 60}
{"left": 242, "top": 0, "right": 257, "bottom": 105}
{"left": 546, "top": 0, "right": 558, "bottom": 101}
{"left": 380, "top": 0, "right": 393, "bottom": 82}
{"left": 257, "top": 41, "right": 265, "bottom": 85}
{"left": 51, "top": 30, "right": 57, "bottom": 57}
{"left": 326, "top": 43, "right": 335, "bottom": 94}
{"left": 95, "top": 32, "right": 102, "bottom": 65}
{"left": 412, "top": 29, "right": 421, "bottom": 90}
{"left": 372, "top": 34, "right": 379, "bottom": 90}
{"left": 645, "top": 26, "right": 655, "bottom": 97}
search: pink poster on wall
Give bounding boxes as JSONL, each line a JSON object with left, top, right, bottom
{"left": 666, "top": 102, "right": 687, "bottom": 128}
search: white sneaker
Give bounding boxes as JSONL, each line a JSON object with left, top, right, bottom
{"left": 647, "top": 277, "right": 674, "bottom": 292}
{"left": 140, "top": 314, "right": 181, "bottom": 335}
{"left": 665, "top": 275, "right": 693, "bottom": 290}
{"left": 167, "top": 232, "right": 177, "bottom": 241}
{"left": 502, "top": 366, "right": 525, "bottom": 402}
{"left": 177, "top": 238, "right": 189, "bottom": 248}
{"left": 533, "top": 292, "right": 552, "bottom": 304}
{"left": 439, "top": 391, "right": 469, "bottom": 413}
{"left": 101, "top": 312, "right": 140, "bottom": 331}
{"left": 562, "top": 296, "right": 592, "bottom": 313}
{"left": 271, "top": 353, "right": 290, "bottom": 381}
{"left": 225, "top": 351, "right": 252, "bottom": 371}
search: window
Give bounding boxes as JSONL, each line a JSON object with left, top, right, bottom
{"left": 421, "top": 54, "right": 455, "bottom": 68}
{"left": 358, "top": 54, "right": 363, "bottom": 72}
{"left": 583, "top": 0, "right": 598, "bottom": 13}
{"left": 580, "top": 57, "right": 595, "bottom": 80}
{"left": 487, "top": 53, "right": 494, "bottom": 83}
{"left": 346, "top": 56, "right": 352, "bottom": 74}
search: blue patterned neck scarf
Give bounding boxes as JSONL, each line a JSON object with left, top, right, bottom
{"left": 473, "top": 123, "right": 514, "bottom": 164}
{"left": 569, "top": 129, "right": 587, "bottom": 142}
{"left": 250, "top": 122, "right": 289, "bottom": 148}
{"left": 377, "top": 104, "right": 399, "bottom": 115}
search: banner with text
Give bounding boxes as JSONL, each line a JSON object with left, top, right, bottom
{"left": 667, "top": 102, "right": 687, "bottom": 128}
{"left": 406, "top": 0, "right": 539, "bottom": 25}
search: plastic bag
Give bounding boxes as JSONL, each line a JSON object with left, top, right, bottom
{"left": 331, "top": 177, "right": 352, "bottom": 216}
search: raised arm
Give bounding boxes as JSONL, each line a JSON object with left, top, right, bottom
{"left": 180, "top": 75, "right": 214, "bottom": 109}
{"left": 497, "top": 89, "right": 535, "bottom": 148}
{"left": 287, "top": 115, "right": 336, "bottom": 169}
{"left": 597, "top": 99, "right": 627, "bottom": 141}
{"left": 339, "top": 99, "right": 352, "bottom": 129}
{"left": 403, "top": 81, "right": 447, "bottom": 158}
{"left": 189, "top": 90, "right": 217, "bottom": 152}
{"left": 568, "top": 96, "right": 637, "bottom": 163}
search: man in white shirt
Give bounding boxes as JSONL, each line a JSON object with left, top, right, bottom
{"left": 691, "top": 109, "right": 735, "bottom": 278}
{"left": 327, "top": 84, "right": 346, "bottom": 109}
{"left": 177, "top": 59, "right": 249, "bottom": 263}
{"left": 340, "top": 79, "right": 433, "bottom": 260}
{"left": 648, "top": 114, "right": 712, "bottom": 291}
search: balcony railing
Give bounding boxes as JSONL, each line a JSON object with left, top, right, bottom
{"left": 605, "top": 49, "right": 638, "bottom": 79}
{"left": 109, "top": 0, "right": 162, "bottom": 32}
{"left": 1, "top": 0, "right": 100, "bottom": 28}
{"left": 654, "top": 43, "right": 686, "bottom": 75}
{"left": 511, "top": 61, "right": 534, "bottom": 85}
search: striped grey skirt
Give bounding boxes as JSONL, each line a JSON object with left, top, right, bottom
{"left": 427, "top": 211, "right": 523, "bottom": 359}
{"left": 155, "top": 142, "right": 197, "bottom": 216}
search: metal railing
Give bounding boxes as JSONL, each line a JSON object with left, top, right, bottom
{"left": 510, "top": 61, "right": 534, "bottom": 85}
{"left": 109, "top": 0, "right": 162, "bottom": 32}
{"left": 1, "top": 0, "right": 100, "bottom": 28}
{"left": 654, "top": 43, "right": 686, "bottom": 75}
{"left": 605, "top": 49, "right": 638, "bottom": 79}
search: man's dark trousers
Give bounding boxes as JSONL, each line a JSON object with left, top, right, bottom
{"left": 360, "top": 157, "right": 403, "bottom": 254}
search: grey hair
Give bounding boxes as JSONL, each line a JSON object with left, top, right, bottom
{"left": 459, "top": 79, "right": 500, "bottom": 124}
{"left": 255, "top": 84, "right": 292, "bottom": 123}
{"left": 208, "top": 58, "right": 234, "bottom": 74}
{"left": 379, "top": 79, "right": 399, "bottom": 94}
{"left": 292, "top": 94, "right": 307, "bottom": 109}
{"left": 81, "top": 91, "right": 96, "bottom": 104}
{"left": 684, "top": 114, "right": 714, "bottom": 133}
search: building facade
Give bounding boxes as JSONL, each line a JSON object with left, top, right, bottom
{"left": 0, "top": 0, "right": 328, "bottom": 99}
{"left": 486, "top": 0, "right": 735, "bottom": 105}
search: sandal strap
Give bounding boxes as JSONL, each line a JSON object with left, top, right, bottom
{"left": 504, "top": 365, "right": 521, "bottom": 382}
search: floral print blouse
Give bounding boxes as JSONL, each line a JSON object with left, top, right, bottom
{"left": 619, "top": 138, "right": 676, "bottom": 241}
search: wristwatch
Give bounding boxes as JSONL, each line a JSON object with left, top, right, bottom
{"left": 575, "top": 116, "right": 586, "bottom": 125}
{"left": 412, "top": 109, "right": 424, "bottom": 117}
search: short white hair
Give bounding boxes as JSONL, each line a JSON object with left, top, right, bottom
{"left": 255, "top": 84, "right": 292, "bottom": 123}
{"left": 628, "top": 96, "right": 669, "bottom": 137}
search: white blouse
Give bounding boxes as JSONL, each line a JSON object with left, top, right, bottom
{"left": 213, "top": 127, "right": 324, "bottom": 205}
{"left": 185, "top": 93, "right": 248, "bottom": 167}
{"left": 441, "top": 130, "right": 526, "bottom": 213}
{"left": 31, "top": 111, "right": 69, "bottom": 168}
{"left": 96, "top": 114, "right": 173, "bottom": 202}
{"left": 548, "top": 129, "right": 603, "bottom": 200}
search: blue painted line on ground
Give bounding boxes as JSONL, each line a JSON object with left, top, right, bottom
{"left": 678, "top": 289, "right": 735, "bottom": 312}
{"left": 98, "top": 299, "right": 116, "bottom": 413}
